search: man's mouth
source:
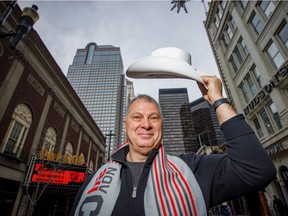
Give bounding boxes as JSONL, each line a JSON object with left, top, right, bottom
{"left": 138, "top": 133, "right": 153, "bottom": 138}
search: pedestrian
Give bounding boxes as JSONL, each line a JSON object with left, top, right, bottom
{"left": 70, "top": 49, "right": 276, "bottom": 216}
{"left": 273, "top": 195, "right": 286, "bottom": 216}
{"left": 226, "top": 205, "right": 233, "bottom": 216}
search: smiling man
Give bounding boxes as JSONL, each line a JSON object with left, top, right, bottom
{"left": 70, "top": 76, "right": 276, "bottom": 216}
{"left": 124, "top": 96, "right": 163, "bottom": 162}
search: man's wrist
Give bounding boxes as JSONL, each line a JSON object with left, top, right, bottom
{"left": 212, "top": 98, "right": 230, "bottom": 111}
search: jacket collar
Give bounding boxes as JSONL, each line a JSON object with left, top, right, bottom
{"left": 111, "top": 144, "right": 159, "bottom": 167}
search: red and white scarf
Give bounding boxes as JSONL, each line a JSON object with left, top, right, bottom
{"left": 74, "top": 143, "right": 207, "bottom": 215}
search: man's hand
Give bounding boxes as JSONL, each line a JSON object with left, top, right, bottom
{"left": 197, "top": 75, "right": 237, "bottom": 124}
{"left": 197, "top": 75, "right": 223, "bottom": 104}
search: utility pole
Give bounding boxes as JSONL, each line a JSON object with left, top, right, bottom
{"left": 105, "top": 130, "right": 115, "bottom": 161}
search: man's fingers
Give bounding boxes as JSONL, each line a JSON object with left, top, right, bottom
{"left": 197, "top": 81, "right": 208, "bottom": 96}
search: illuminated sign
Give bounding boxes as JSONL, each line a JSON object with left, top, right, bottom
{"left": 31, "top": 163, "right": 85, "bottom": 185}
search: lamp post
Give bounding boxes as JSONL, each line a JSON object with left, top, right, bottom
{"left": 105, "top": 130, "right": 115, "bottom": 161}
{"left": 0, "top": 1, "right": 39, "bottom": 49}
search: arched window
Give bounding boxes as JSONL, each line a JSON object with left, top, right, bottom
{"left": 64, "top": 142, "right": 73, "bottom": 164}
{"left": 41, "top": 127, "right": 57, "bottom": 160}
{"left": 2, "top": 104, "right": 32, "bottom": 159}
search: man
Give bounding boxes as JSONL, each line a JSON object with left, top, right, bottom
{"left": 70, "top": 76, "right": 276, "bottom": 216}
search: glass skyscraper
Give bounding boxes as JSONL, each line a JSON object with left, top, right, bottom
{"left": 159, "top": 88, "right": 197, "bottom": 155}
{"left": 66, "top": 42, "right": 127, "bottom": 159}
{"left": 190, "top": 97, "right": 225, "bottom": 149}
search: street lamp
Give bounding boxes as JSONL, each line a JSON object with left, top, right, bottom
{"left": 0, "top": 1, "right": 39, "bottom": 49}
{"left": 105, "top": 130, "right": 115, "bottom": 161}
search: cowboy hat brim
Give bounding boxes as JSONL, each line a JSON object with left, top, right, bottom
{"left": 126, "top": 56, "right": 206, "bottom": 84}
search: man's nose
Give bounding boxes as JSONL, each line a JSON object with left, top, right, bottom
{"left": 141, "top": 118, "right": 151, "bottom": 128}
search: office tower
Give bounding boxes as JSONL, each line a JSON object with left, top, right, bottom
{"left": 67, "top": 42, "right": 127, "bottom": 158}
{"left": 158, "top": 88, "right": 197, "bottom": 155}
{"left": 126, "top": 80, "right": 135, "bottom": 105}
{"left": 190, "top": 97, "right": 225, "bottom": 150}
{"left": 205, "top": 0, "right": 288, "bottom": 213}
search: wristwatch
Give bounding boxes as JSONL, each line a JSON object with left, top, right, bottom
{"left": 212, "top": 98, "right": 230, "bottom": 111}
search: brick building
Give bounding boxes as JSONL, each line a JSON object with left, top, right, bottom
{"left": 0, "top": 2, "right": 106, "bottom": 215}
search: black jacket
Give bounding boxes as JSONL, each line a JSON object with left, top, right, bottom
{"left": 70, "top": 115, "right": 276, "bottom": 215}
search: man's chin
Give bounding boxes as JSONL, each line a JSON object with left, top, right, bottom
{"left": 137, "top": 143, "right": 160, "bottom": 153}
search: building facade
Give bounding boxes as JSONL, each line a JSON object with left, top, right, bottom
{"left": 158, "top": 88, "right": 197, "bottom": 155}
{"left": 205, "top": 0, "right": 288, "bottom": 214}
{"left": 190, "top": 97, "right": 225, "bottom": 149}
{"left": 0, "top": 2, "right": 105, "bottom": 215}
{"left": 66, "top": 43, "right": 127, "bottom": 159}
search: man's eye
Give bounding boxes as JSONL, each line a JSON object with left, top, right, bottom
{"left": 132, "top": 116, "right": 142, "bottom": 121}
{"left": 149, "top": 116, "right": 160, "bottom": 122}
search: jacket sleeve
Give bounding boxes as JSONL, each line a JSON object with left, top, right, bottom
{"left": 69, "top": 172, "right": 95, "bottom": 215}
{"left": 180, "top": 114, "right": 276, "bottom": 207}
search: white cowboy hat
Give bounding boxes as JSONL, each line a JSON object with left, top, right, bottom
{"left": 126, "top": 47, "right": 207, "bottom": 84}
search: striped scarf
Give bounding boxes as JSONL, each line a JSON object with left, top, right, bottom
{"left": 74, "top": 143, "right": 207, "bottom": 216}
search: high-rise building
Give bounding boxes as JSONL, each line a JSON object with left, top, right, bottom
{"left": 158, "top": 88, "right": 197, "bottom": 155}
{"left": 67, "top": 42, "right": 127, "bottom": 158}
{"left": 190, "top": 97, "right": 225, "bottom": 149}
{"left": 205, "top": 0, "right": 288, "bottom": 213}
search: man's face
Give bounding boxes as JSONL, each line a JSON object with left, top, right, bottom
{"left": 124, "top": 99, "right": 163, "bottom": 156}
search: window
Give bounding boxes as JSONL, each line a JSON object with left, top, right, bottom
{"left": 216, "top": 7, "right": 223, "bottom": 21}
{"left": 252, "top": 102, "right": 282, "bottom": 139}
{"left": 213, "top": 1, "right": 226, "bottom": 29}
{"left": 240, "top": 83, "right": 250, "bottom": 103}
{"left": 235, "top": 46, "right": 244, "bottom": 66}
{"left": 214, "top": 17, "right": 220, "bottom": 28}
{"left": 268, "top": 103, "right": 282, "bottom": 130}
{"left": 229, "top": 56, "right": 238, "bottom": 73}
{"left": 240, "top": 65, "right": 264, "bottom": 104}
{"left": 250, "top": 11, "right": 264, "bottom": 35}
{"left": 278, "top": 21, "right": 288, "bottom": 48}
{"left": 225, "top": 25, "right": 233, "bottom": 40}
{"left": 251, "top": 66, "right": 264, "bottom": 88}
{"left": 252, "top": 117, "right": 264, "bottom": 138}
{"left": 64, "top": 142, "right": 73, "bottom": 164}
{"left": 220, "top": 0, "right": 227, "bottom": 9}
{"left": 239, "top": 0, "right": 248, "bottom": 9}
{"left": 41, "top": 127, "right": 57, "bottom": 159}
{"left": 259, "top": 0, "right": 275, "bottom": 18}
{"left": 2, "top": 104, "right": 32, "bottom": 159}
{"left": 266, "top": 41, "right": 284, "bottom": 68}
{"left": 239, "top": 37, "right": 249, "bottom": 56}
{"left": 246, "top": 74, "right": 257, "bottom": 97}
{"left": 260, "top": 109, "right": 274, "bottom": 135}
{"left": 221, "top": 15, "right": 237, "bottom": 48}
{"left": 229, "top": 37, "right": 248, "bottom": 72}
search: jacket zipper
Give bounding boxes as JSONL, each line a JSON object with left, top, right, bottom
{"left": 130, "top": 165, "right": 144, "bottom": 198}
{"left": 132, "top": 186, "right": 137, "bottom": 198}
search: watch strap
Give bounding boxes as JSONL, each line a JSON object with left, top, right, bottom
{"left": 212, "top": 98, "right": 230, "bottom": 111}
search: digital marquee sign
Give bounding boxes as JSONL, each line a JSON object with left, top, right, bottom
{"left": 31, "top": 162, "right": 85, "bottom": 185}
